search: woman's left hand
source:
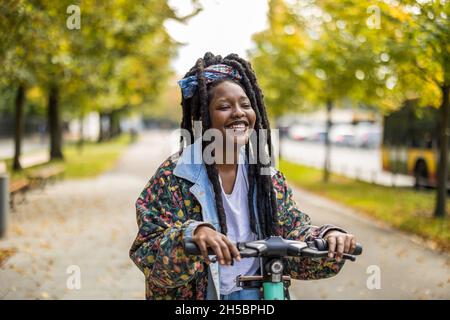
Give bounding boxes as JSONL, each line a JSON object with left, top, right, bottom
{"left": 323, "top": 231, "right": 356, "bottom": 262}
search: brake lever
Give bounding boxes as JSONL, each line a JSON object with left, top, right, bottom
{"left": 302, "top": 248, "right": 357, "bottom": 262}
{"left": 325, "top": 252, "right": 357, "bottom": 262}
{"left": 207, "top": 248, "right": 258, "bottom": 265}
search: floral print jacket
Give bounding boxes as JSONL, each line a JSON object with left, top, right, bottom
{"left": 129, "top": 140, "right": 346, "bottom": 300}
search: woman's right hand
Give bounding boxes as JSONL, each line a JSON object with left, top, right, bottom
{"left": 192, "top": 225, "right": 241, "bottom": 265}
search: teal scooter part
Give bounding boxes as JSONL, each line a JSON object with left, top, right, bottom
{"left": 262, "top": 282, "right": 285, "bottom": 300}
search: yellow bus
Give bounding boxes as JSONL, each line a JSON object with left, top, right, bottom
{"left": 381, "top": 101, "right": 444, "bottom": 188}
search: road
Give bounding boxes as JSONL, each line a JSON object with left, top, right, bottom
{"left": 281, "top": 139, "right": 414, "bottom": 187}
{"left": 0, "top": 130, "right": 448, "bottom": 299}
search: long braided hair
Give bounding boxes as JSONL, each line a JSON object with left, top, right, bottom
{"left": 179, "top": 52, "right": 278, "bottom": 238}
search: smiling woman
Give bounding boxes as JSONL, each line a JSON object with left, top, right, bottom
{"left": 129, "top": 52, "right": 358, "bottom": 300}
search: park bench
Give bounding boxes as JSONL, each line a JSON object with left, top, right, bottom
{"left": 1, "top": 160, "right": 30, "bottom": 209}
{"left": 27, "top": 164, "right": 65, "bottom": 188}
{"left": 9, "top": 178, "right": 31, "bottom": 209}
{"left": 1, "top": 153, "right": 62, "bottom": 210}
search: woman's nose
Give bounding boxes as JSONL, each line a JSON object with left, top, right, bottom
{"left": 232, "top": 105, "right": 245, "bottom": 118}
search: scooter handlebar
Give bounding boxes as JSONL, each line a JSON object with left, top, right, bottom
{"left": 184, "top": 237, "right": 363, "bottom": 261}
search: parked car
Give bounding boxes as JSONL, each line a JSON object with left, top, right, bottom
{"left": 305, "top": 125, "right": 326, "bottom": 142}
{"left": 354, "top": 123, "right": 382, "bottom": 148}
{"left": 288, "top": 125, "right": 311, "bottom": 141}
{"left": 330, "top": 124, "right": 356, "bottom": 146}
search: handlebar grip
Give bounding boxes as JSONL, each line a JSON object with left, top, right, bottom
{"left": 314, "top": 238, "right": 363, "bottom": 255}
{"left": 353, "top": 244, "right": 363, "bottom": 255}
{"left": 184, "top": 240, "right": 201, "bottom": 255}
{"left": 184, "top": 239, "right": 216, "bottom": 256}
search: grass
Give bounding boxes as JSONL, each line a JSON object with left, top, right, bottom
{"left": 59, "top": 135, "right": 132, "bottom": 179}
{"left": 279, "top": 159, "right": 450, "bottom": 252}
{"left": 5, "top": 134, "right": 132, "bottom": 181}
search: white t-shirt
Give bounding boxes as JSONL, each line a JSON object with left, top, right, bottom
{"left": 218, "top": 161, "right": 260, "bottom": 295}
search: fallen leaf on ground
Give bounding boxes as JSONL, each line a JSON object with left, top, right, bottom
{"left": 39, "top": 240, "right": 52, "bottom": 249}
{"left": 11, "top": 226, "right": 24, "bottom": 236}
{"left": 396, "top": 249, "right": 408, "bottom": 258}
{"left": 11, "top": 265, "right": 25, "bottom": 275}
{"left": 0, "top": 248, "right": 17, "bottom": 268}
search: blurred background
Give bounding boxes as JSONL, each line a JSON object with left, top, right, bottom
{"left": 0, "top": 0, "right": 449, "bottom": 299}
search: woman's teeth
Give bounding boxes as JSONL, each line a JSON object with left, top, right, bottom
{"left": 226, "top": 124, "right": 247, "bottom": 134}
{"left": 228, "top": 124, "right": 246, "bottom": 131}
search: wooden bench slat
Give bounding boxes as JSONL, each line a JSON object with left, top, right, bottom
{"left": 9, "top": 179, "right": 30, "bottom": 193}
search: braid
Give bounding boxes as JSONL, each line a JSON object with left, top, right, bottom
{"left": 180, "top": 99, "right": 193, "bottom": 148}
{"left": 245, "top": 143, "right": 257, "bottom": 235}
{"left": 180, "top": 68, "right": 199, "bottom": 146}
{"left": 196, "top": 58, "right": 229, "bottom": 235}
{"left": 180, "top": 52, "right": 279, "bottom": 238}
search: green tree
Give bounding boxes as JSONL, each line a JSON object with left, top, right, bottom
{"left": 1, "top": 1, "right": 42, "bottom": 169}
{"left": 318, "top": 0, "right": 449, "bottom": 217}
{"left": 388, "top": 0, "right": 449, "bottom": 218}
{"left": 1, "top": 0, "right": 201, "bottom": 164}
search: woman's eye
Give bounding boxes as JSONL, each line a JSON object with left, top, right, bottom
{"left": 242, "top": 104, "right": 251, "bottom": 109}
{"left": 219, "top": 105, "right": 230, "bottom": 110}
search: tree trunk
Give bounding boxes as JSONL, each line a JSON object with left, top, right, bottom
{"left": 97, "top": 112, "right": 107, "bottom": 142}
{"left": 13, "top": 84, "right": 25, "bottom": 171}
{"left": 77, "top": 114, "right": 84, "bottom": 153}
{"left": 323, "top": 100, "right": 333, "bottom": 182}
{"left": 47, "top": 84, "right": 63, "bottom": 160}
{"left": 108, "top": 111, "right": 114, "bottom": 139}
{"left": 434, "top": 85, "right": 450, "bottom": 218}
{"left": 277, "top": 120, "right": 283, "bottom": 160}
{"left": 108, "top": 110, "right": 121, "bottom": 138}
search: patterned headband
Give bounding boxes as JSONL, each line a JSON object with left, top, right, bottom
{"left": 178, "top": 64, "right": 242, "bottom": 99}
